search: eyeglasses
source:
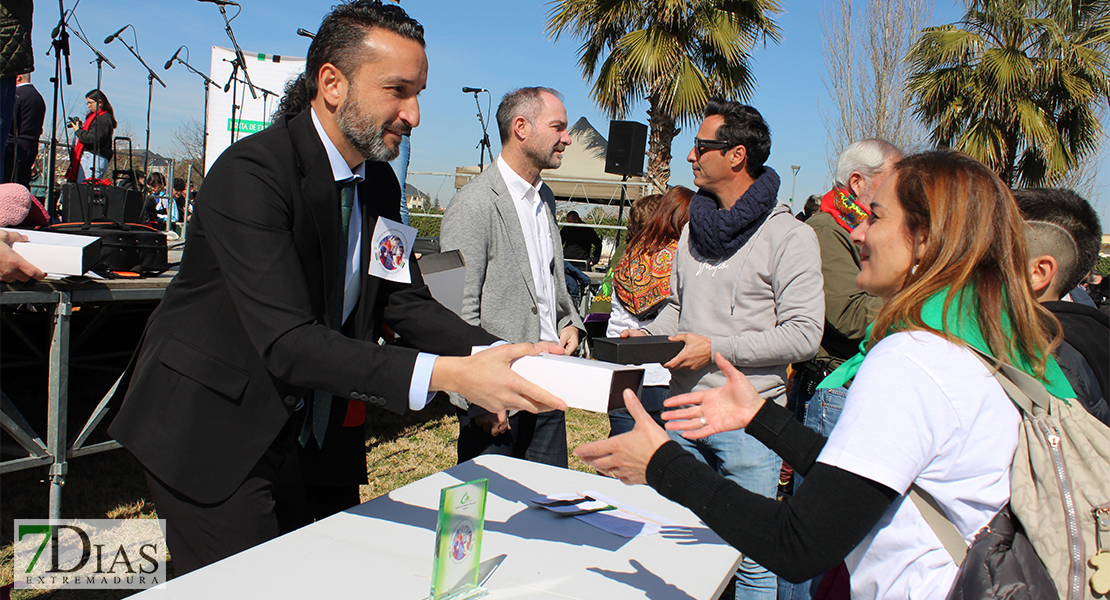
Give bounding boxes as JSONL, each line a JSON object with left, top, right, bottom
{"left": 694, "top": 138, "right": 739, "bottom": 157}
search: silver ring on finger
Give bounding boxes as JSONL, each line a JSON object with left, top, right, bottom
{"left": 700, "top": 417, "right": 707, "bottom": 427}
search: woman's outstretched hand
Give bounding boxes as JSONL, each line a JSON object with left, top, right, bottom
{"left": 662, "top": 353, "right": 766, "bottom": 439}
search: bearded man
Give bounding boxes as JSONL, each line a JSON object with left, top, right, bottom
{"left": 109, "top": 2, "right": 565, "bottom": 574}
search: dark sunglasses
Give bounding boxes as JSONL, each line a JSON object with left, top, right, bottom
{"left": 694, "top": 138, "right": 739, "bottom": 156}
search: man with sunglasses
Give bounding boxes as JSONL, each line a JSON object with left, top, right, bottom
{"left": 623, "top": 99, "right": 824, "bottom": 600}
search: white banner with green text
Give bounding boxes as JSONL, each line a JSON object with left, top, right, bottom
{"left": 204, "top": 45, "right": 305, "bottom": 174}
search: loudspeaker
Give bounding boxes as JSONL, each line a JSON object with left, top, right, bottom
{"left": 604, "top": 120, "right": 648, "bottom": 176}
{"left": 61, "top": 182, "right": 144, "bottom": 225}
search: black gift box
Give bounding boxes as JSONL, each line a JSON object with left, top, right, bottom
{"left": 592, "top": 336, "right": 684, "bottom": 365}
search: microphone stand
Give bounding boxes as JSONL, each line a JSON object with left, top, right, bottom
{"left": 468, "top": 89, "right": 492, "bottom": 170}
{"left": 223, "top": 58, "right": 245, "bottom": 144}
{"left": 67, "top": 17, "right": 115, "bottom": 90}
{"left": 109, "top": 29, "right": 166, "bottom": 176}
{"left": 223, "top": 66, "right": 276, "bottom": 144}
{"left": 211, "top": 1, "right": 257, "bottom": 144}
{"left": 169, "top": 53, "right": 218, "bottom": 174}
{"left": 226, "top": 71, "right": 276, "bottom": 101}
{"left": 45, "top": 0, "right": 74, "bottom": 217}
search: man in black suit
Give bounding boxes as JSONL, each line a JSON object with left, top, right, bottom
{"left": 4, "top": 72, "right": 44, "bottom": 187}
{"left": 108, "top": 1, "right": 565, "bottom": 575}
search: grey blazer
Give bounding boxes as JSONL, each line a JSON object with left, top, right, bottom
{"left": 441, "top": 158, "right": 585, "bottom": 351}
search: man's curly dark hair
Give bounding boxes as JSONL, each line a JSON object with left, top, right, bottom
{"left": 271, "top": 1, "right": 424, "bottom": 123}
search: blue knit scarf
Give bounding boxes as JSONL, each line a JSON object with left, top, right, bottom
{"left": 688, "top": 166, "right": 781, "bottom": 259}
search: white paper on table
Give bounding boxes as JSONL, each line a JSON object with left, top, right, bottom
{"left": 529, "top": 493, "right": 615, "bottom": 515}
{"left": 367, "top": 216, "right": 416, "bottom": 284}
{"left": 572, "top": 490, "right": 680, "bottom": 538}
{"left": 530, "top": 492, "right": 591, "bottom": 505}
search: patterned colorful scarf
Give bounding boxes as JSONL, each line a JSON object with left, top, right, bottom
{"left": 613, "top": 239, "right": 678, "bottom": 320}
{"left": 819, "top": 186, "right": 869, "bottom": 231}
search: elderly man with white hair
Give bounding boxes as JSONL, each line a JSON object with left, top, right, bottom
{"left": 791, "top": 139, "right": 902, "bottom": 423}
{"left": 781, "top": 138, "right": 901, "bottom": 598}
{"left": 780, "top": 137, "right": 901, "bottom": 600}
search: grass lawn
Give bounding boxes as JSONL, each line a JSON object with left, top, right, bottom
{"left": 1, "top": 397, "right": 611, "bottom": 599}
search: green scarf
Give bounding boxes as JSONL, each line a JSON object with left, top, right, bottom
{"left": 818, "top": 287, "right": 1075, "bottom": 400}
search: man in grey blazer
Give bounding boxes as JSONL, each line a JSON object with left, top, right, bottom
{"left": 441, "top": 87, "right": 585, "bottom": 467}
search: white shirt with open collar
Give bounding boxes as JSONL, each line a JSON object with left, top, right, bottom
{"left": 496, "top": 155, "right": 559, "bottom": 344}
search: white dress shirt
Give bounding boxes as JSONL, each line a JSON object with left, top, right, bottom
{"left": 496, "top": 156, "right": 559, "bottom": 343}
{"left": 311, "top": 109, "right": 435, "bottom": 410}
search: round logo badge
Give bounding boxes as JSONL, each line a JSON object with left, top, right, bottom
{"left": 449, "top": 522, "right": 474, "bottom": 562}
{"left": 375, "top": 232, "right": 407, "bottom": 272}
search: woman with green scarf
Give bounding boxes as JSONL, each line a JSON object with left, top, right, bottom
{"left": 575, "top": 151, "right": 1074, "bottom": 599}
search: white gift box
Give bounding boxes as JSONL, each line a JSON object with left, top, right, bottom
{"left": 4, "top": 228, "right": 101, "bottom": 277}
{"left": 474, "top": 347, "right": 644, "bottom": 413}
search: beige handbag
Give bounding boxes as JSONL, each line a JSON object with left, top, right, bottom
{"left": 970, "top": 353, "right": 1110, "bottom": 600}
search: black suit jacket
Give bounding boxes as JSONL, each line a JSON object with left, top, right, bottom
{"left": 109, "top": 111, "right": 496, "bottom": 504}
{"left": 8, "top": 82, "right": 44, "bottom": 148}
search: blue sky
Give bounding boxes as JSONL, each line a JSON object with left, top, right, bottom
{"left": 29, "top": 0, "right": 1109, "bottom": 225}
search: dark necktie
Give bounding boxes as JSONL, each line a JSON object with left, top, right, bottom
{"left": 300, "top": 179, "right": 358, "bottom": 448}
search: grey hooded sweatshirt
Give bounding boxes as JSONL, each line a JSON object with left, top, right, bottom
{"left": 644, "top": 202, "right": 824, "bottom": 405}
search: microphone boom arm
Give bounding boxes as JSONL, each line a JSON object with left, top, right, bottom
{"left": 68, "top": 11, "right": 115, "bottom": 90}
{"left": 108, "top": 29, "right": 165, "bottom": 175}
{"left": 215, "top": 3, "right": 257, "bottom": 99}
{"left": 173, "top": 51, "right": 219, "bottom": 88}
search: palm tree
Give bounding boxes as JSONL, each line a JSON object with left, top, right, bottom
{"left": 546, "top": 0, "right": 782, "bottom": 191}
{"left": 906, "top": 0, "right": 1110, "bottom": 187}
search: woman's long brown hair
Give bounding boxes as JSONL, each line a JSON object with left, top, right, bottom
{"left": 629, "top": 186, "right": 695, "bottom": 256}
{"left": 869, "top": 151, "right": 1060, "bottom": 379}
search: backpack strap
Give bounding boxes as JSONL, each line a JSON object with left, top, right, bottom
{"left": 907, "top": 348, "right": 1054, "bottom": 567}
{"left": 909, "top": 484, "right": 969, "bottom": 565}
{"left": 969, "top": 349, "right": 1053, "bottom": 416}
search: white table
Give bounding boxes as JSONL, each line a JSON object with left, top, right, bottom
{"left": 137, "top": 455, "right": 741, "bottom": 599}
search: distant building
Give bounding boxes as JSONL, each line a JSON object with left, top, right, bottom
{"left": 405, "top": 182, "right": 431, "bottom": 213}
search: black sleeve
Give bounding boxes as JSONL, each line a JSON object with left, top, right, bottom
{"left": 75, "top": 114, "right": 111, "bottom": 145}
{"left": 744, "top": 400, "right": 828, "bottom": 476}
{"left": 646, "top": 441, "right": 898, "bottom": 583}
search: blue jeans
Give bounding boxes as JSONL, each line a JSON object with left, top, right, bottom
{"left": 671, "top": 424, "right": 781, "bottom": 600}
{"left": 803, "top": 386, "right": 847, "bottom": 437}
{"left": 77, "top": 152, "right": 109, "bottom": 182}
{"left": 607, "top": 385, "right": 669, "bottom": 436}
{"left": 777, "top": 385, "right": 849, "bottom": 600}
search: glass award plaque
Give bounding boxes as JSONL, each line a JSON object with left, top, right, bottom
{"left": 429, "top": 478, "right": 489, "bottom": 600}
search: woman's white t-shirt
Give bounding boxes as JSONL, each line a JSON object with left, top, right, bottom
{"left": 818, "top": 331, "right": 1020, "bottom": 599}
